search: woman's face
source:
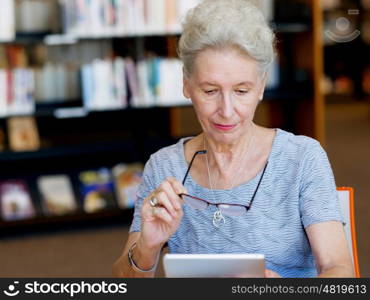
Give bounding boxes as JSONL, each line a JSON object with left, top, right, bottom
{"left": 183, "top": 47, "right": 266, "bottom": 145}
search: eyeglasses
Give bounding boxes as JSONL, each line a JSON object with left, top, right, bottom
{"left": 179, "top": 150, "right": 268, "bottom": 217}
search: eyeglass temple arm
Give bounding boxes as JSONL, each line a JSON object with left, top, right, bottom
{"left": 181, "top": 150, "right": 207, "bottom": 186}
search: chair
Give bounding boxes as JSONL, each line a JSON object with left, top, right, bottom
{"left": 337, "top": 187, "right": 360, "bottom": 277}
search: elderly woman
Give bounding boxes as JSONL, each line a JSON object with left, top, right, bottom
{"left": 113, "top": 0, "right": 354, "bottom": 278}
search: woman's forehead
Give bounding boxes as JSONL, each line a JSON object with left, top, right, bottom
{"left": 191, "top": 48, "right": 260, "bottom": 84}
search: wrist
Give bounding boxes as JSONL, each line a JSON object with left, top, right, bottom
{"left": 137, "top": 237, "right": 164, "bottom": 255}
{"left": 128, "top": 239, "right": 162, "bottom": 272}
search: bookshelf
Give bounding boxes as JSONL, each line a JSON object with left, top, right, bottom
{"left": 0, "top": 0, "right": 327, "bottom": 233}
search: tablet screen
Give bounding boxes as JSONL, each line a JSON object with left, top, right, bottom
{"left": 163, "top": 253, "right": 265, "bottom": 278}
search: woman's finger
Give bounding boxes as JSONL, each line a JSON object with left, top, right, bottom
{"left": 154, "top": 190, "right": 176, "bottom": 217}
{"left": 152, "top": 206, "right": 172, "bottom": 224}
{"left": 167, "top": 177, "right": 188, "bottom": 195}
{"left": 161, "top": 178, "right": 185, "bottom": 210}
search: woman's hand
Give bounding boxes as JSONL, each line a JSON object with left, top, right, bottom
{"left": 265, "top": 269, "right": 282, "bottom": 278}
{"left": 139, "top": 177, "right": 187, "bottom": 252}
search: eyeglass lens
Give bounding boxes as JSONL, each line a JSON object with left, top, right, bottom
{"left": 182, "top": 194, "right": 247, "bottom": 216}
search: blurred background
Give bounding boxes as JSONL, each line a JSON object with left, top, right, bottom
{"left": 0, "top": 0, "right": 369, "bottom": 277}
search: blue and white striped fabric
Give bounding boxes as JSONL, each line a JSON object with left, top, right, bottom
{"left": 129, "top": 128, "right": 343, "bottom": 278}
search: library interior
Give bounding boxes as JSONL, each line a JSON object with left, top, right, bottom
{"left": 0, "top": 0, "right": 369, "bottom": 277}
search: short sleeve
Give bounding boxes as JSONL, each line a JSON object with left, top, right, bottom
{"left": 299, "top": 141, "right": 344, "bottom": 228}
{"left": 129, "top": 155, "right": 157, "bottom": 233}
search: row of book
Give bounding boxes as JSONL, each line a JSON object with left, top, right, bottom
{"left": 0, "top": 163, "right": 143, "bottom": 222}
{"left": 1, "top": 0, "right": 275, "bottom": 40}
{"left": 61, "top": 0, "right": 201, "bottom": 37}
{"left": 81, "top": 57, "right": 187, "bottom": 110}
{"left": 0, "top": 58, "right": 187, "bottom": 116}
{"left": 0, "top": 58, "right": 281, "bottom": 116}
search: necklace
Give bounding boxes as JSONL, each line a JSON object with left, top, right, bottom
{"left": 204, "top": 124, "right": 256, "bottom": 227}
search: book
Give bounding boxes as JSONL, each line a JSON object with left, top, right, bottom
{"left": 7, "top": 116, "right": 40, "bottom": 152}
{"left": 0, "top": 0, "right": 15, "bottom": 41}
{"left": 112, "top": 163, "right": 143, "bottom": 209}
{"left": 34, "top": 63, "right": 80, "bottom": 103}
{"left": 81, "top": 57, "right": 127, "bottom": 111}
{"left": 166, "top": 0, "right": 178, "bottom": 32}
{"left": 147, "top": 0, "right": 166, "bottom": 33}
{"left": 257, "top": 0, "right": 274, "bottom": 22}
{"left": 78, "top": 168, "right": 116, "bottom": 213}
{"left": 15, "top": 0, "right": 60, "bottom": 34}
{"left": 0, "top": 45, "right": 35, "bottom": 116}
{"left": 125, "top": 57, "right": 140, "bottom": 107}
{"left": 37, "top": 175, "right": 77, "bottom": 216}
{"left": 157, "top": 58, "right": 186, "bottom": 106}
{"left": 0, "top": 69, "right": 7, "bottom": 117}
{"left": 8, "top": 68, "right": 35, "bottom": 115}
{"left": 0, "top": 180, "right": 36, "bottom": 221}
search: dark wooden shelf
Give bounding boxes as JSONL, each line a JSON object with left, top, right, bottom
{"left": 272, "top": 22, "right": 311, "bottom": 33}
{"left": 0, "top": 21, "right": 314, "bottom": 46}
{"left": 0, "top": 208, "right": 134, "bottom": 237}
{"left": 0, "top": 140, "right": 137, "bottom": 163}
{"left": 0, "top": 87, "right": 313, "bottom": 120}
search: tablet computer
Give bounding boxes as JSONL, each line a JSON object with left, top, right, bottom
{"left": 163, "top": 253, "right": 265, "bottom": 278}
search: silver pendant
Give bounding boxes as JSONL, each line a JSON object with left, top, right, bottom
{"left": 213, "top": 210, "right": 225, "bottom": 228}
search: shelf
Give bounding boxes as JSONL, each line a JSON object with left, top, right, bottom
{"left": 35, "top": 100, "right": 83, "bottom": 116}
{"left": 44, "top": 29, "right": 183, "bottom": 44}
{"left": 0, "top": 32, "right": 50, "bottom": 44}
{"left": 272, "top": 22, "right": 311, "bottom": 33}
{"left": 0, "top": 101, "right": 192, "bottom": 119}
{"left": 0, "top": 89, "right": 313, "bottom": 120}
{"left": 0, "top": 140, "right": 136, "bottom": 163}
{"left": 0, "top": 30, "right": 183, "bottom": 45}
{"left": 44, "top": 23, "right": 311, "bottom": 44}
{"left": 0, "top": 208, "right": 134, "bottom": 236}
{"left": 0, "top": 22, "right": 314, "bottom": 46}
{"left": 265, "top": 87, "right": 313, "bottom": 101}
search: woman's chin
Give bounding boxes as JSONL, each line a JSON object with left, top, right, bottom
{"left": 207, "top": 131, "right": 240, "bottom": 145}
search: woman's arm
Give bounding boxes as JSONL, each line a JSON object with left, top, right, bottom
{"left": 112, "top": 232, "right": 161, "bottom": 278}
{"left": 306, "top": 221, "right": 355, "bottom": 277}
{"left": 112, "top": 177, "right": 186, "bottom": 278}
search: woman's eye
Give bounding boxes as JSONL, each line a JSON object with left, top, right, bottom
{"left": 236, "top": 90, "right": 249, "bottom": 95}
{"left": 204, "top": 90, "right": 217, "bottom": 95}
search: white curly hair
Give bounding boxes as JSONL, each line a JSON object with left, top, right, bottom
{"left": 178, "top": 0, "right": 276, "bottom": 78}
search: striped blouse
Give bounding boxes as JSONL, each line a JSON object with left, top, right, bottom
{"left": 129, "top": 128, "right": 343, "bottom": 277}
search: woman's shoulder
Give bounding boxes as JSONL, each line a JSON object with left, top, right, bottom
{"left": 145, "top": 137, "right": 192, "bottom": 173}
{"left": 274, "top": 128, "right": 324, "bottom": 162}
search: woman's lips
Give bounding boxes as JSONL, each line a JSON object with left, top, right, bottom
{"left": 212, "top": 123, "right": 237, "bottom": 131}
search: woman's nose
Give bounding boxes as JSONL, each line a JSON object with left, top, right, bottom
{"left": 218, "top": 93, "right": 234, "bottom": 119}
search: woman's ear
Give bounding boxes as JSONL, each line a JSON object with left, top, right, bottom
{"left": 183, "top": 72, "right": 191, "bottom": 99}
{"left": 258, "top": 73, "right": 268, "bottom": 101}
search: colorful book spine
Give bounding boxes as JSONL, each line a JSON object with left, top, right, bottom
{"left": 60, "top": 0, "right": 201, "bottom": 37}
{"left": 80, "top": 55, "right": 188, "bottom": 110}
